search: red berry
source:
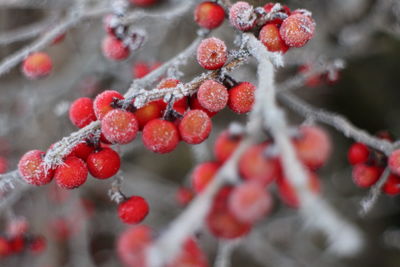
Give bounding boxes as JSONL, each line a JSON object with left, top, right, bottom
{"left": 382, "top": 174, "right": 400, "bottom": 195}
{"left": 259, "top": 23, "right": 289, "bottom": 53}
{"left": 69, "top": 97, "right": 97, "bottom": 128}
{"left": 29, "top": 236, "right": 46, "bottom": 254}
{"left": 352, "top": 164, "right": 382, "bottom": 188}
{"left": 0, "top": 237, "right": 11, "bottom": 257}
{"left": 118, "top": 196, "right": 149, "bottom": 224}
{"left": 156, "top": 78, "right": 188, "bottom": 113}
{"left": 87, "top": 147, "right": 121, "bottom": 179}
{"left": 228, "top": 82, "right": 255, "bottom": 114}
{"left": 239, "top": 144, "right": 281, "bottom": 186}
{"left": 298, "top": 64, "right": 323, "bottom": 87}
{"left": 293, "top": 126, "right": 331, "bottom": 170}
{"left": 55, "top": 156, "right": 88, "bottom": 189}
{"left": 348, "top": 143, "right": 370, "bottom": 165}
{"left": 389, "top": 149, "right": 400, "bottom": 176}
{"left": 101, "top": 36, "right": 130, "bottom": 61}
{"left": 229, "top": 1, "right": 256, "bottom": 31}
{"left": 0, "top": 157, "right": 8, "bottom": 174}
{"left": 189, "top": 94, "right": 217, "bottom": 117}
{"left": 263, "top": 3, "right": 291, "bottom": 25}
{"left": 194, "top": 2, "right": 225, "bottom": 29}
{"left": 6, "top": 217, "right": 29, "bottom": 237}
{"left": 52, "top": 33, "right": 66, "bottom": 45}
{"left": 9, "top": 236, "right": 24, "bottom": 253}
{"left": 280, "top": 13, "right": 315, "bottom": 48}
{"left": 93, "top": 90, "right": 124, "bottom": 120}
{"left": 50, "top": 218, "right": 71, "bottom": 241}
{"left": 142, "top": 119, "right": 180, "bottom": 154}
{"left": 129, "top": 0, "right": 157, "bottom": 6}
{"left": 117, "top": 225, "right": 152, "bottom": 267}
{"left": 179, "top": 110, "right": 212, "bottom": 144}
{"left": 197, "top": 80, "right": 228, "bottom": 112}
{"left": 134, "top": 101, "right": 163, "bottom": 130}
{"left": 197, "top": 38, "right": 227, "bottom": 70}
{"left": 18, "top": 150, "right": 54, "bottom": 186}
{"left": 101, "top": 109, "right": 139, "bottom": 144}
{"left": 191, "top": 162, "right": 220, "bottom": 193}
{"left": 228, "top": 182, "right": 272, "bottom": 223}
{"left": 176, "top": 187, "right": 195, "bottom": 206}
{"left": 67, "top": 142, "right": 94, "bottom": 161}
{"left": 22, "top": 52, "right": 52, "bottom": 79}
{"left": 214, "top": 130, "right": 242, "bottom": 163}
{"left": 166, "top": 238, "right": 209, "bottom": 267}
{"left": 132, "top": 62, "right": 150, "bottom": 78}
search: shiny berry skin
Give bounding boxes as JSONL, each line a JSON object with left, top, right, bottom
{"left": 179, "top": 110, "right": 212, "bottom": 144}
{"left": 129, "top": 0, "right": 157, "bottom": 6}
{"left": 134, "top": 101, "right": 163, "bottom": 130}
{"left": 293, "top": 126, "right": 331, "bottom": 170}
{"left": 194, "top": 2, "right": 225, "bottom": 30}
{"left": 118, "top": 196, "right": 149, "bottom": 224}
{"left": 239, "top": 144, "right": 281, "bottom": 186}
{"left": 93, "top": 90, "right": 124, "bottom": 120}
{"left": 18, "top": 150, "right": 54, "bottom": 186}
{"left": 352, "top": 164, "right": 382, "bottom": 188}
{"left": 67, "top": 142, "right": 94, "bottom": 161}
{"left": 55, "top": 156, "right": 88, "bottom": 189}
{"left": 389, "top": 149, "right": 400, "bottom": 176}
{"left": 229, "top": 1, "right": 255, "bottom": 31}
{"left": 142, "top": 119, "right": 180, "bottom": 154}
{"left": 86, "top": 147, "right": 121, "bottom": 179}
{"left": 214, "top": 130, "right": 242, "bottom": 163}
{"left": 191, "top": 162, "right": 220, "bottom": 193}
{"left": 263, "top": 3, "right": 291, "bottom": 25}
{"left": 0, "top": 157, "right": 8, "bottom": 174}
{"left": 228, "top": 82, "right": 255, "bottom": 114}
{"left": 117, "top": 225, "right": 152, "bottom": 267}
{"left": 101, "top": 109, "right": 139, "bottom": 144}
{"left": 348, "top": 143, "right": 370, "bottom": 165}
{"left": 259, "top": 23, "right": 289, "bottom": 53}
{"left": 382, "top": 174, "right": 400, "bottom": 195}
{"left": 22, "top": 52, "right": 52, "bottom": 79}
{"left": 197, "top": 80, "right": 228, "bottom": 112}
{"left": 197, "top": 38, "right": 227, "bottom": 70}
{"left": 280, "top": 13, "right": 316, "bottom": 48}
{"left": 101, "top": 36, "right": 130, "bottom": 61}
{"left": 228, "top": 182, "right": 272, "bottom": 223}
{"left": 69, "top": 97, "right": 97, "bottom": 128}
{"left": 176, "top": 187, "right": 195, "bottom": 206}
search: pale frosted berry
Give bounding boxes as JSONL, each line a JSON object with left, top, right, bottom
{"left": 189, "top": 94, "right": 218, "bottom": 117}
{"left": 55, "top": 156, "right": 88, "bottom": 189}
{"left": 142, "top": 119, "right": 180, "bottom": 154}
{"left": 194, "top": 2, "right": 225, "bottom": 29}
{"left": 117, "top": 225, "right": 152, "bottom": 267}
{"left": 22, "top": 52, "right": 52, "bottom": 79}
{"left": 134, "top": 101, "right": 163, "bottom": 130}
{"left": 293, "top": 126, "right": 331, "bottom": 170}
{"left": 348, "top": 143, "right": 370, "bottom": 165}
{"left": 118, "top": 196, "right": 149, "bottom": 224}
{"left": 228, "top": 182, "right": 272, "bottom": 223}
{"left": 6, "top": 217, "right": 28, "bottom": 237}
{"left": 280, "top": 13, "right": 315, "bottom": 48}
{"left": 18, "top": 150, "right": 54, "bottom": 186}
{"left": 228, "top": 82, "right": 255, "bottom": 114}
{"left": 259, "top": 24, "right": 289, "bottom": 53}
{"left": 129, "top": 0, "right": 157, "bottom": 6}
{"left": 197, "top": 38, "right": 227, "bottom": 70}
{"left": 239, "top": 144, "right": 281, "bottom": 186}
{"left": 69, "top": 97, "right": 97, "bottom": 128}
{"left": 166, "top": 238, "right": 209, "bottom": 267}
{"left": 101, "top": 36, "right": 130, "bottom": 61}
{"left": 389, "top": 149, "right": 400, "bottom": 176}
{"left": 191, "top": 162, "right": 220, "bottom": 193}
{"left": 229, "top": 1, "right": 256, "bottom": 31}
{"left": 214, "top": 130, "right": 241, "bottom": 163}
{"left": 197, "top": 80, "right": 228, "bottom": 112}
{"left": 101, "top": 109, "right": 139, "bottom": 144}
{"left": 179, "top": 110, "right": 212, "bottom": 144}
{"left": 93, "top": 90, "right": 124, "bottom": 120}
{"left": 382, "top": 174, "right": 400, "bottom": 195}
{"left": 352, "top": 164, "right": 382, "bottom": 188}
{"left": 87, "top": 147, "right": 120, "bottom": 179}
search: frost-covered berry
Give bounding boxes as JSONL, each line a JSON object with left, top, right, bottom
{"left": 179, "top": 110, "right": 212, "bottom": 144}
{"left": 194, "top": 2, "right": 225, "bottom": 30}
{"left": 69, "top": 97, "right": 97, "bottom": 128}
{"left": 156, "top": 78, "right": 188, "bottom": 114}
{"left": 263, "top": 3, "right": 291, "bottom": 25}
{"left": 352, "top": 164, "right": 382, "bottom": 188}
{"left": 67, "top": 142, "right": 94, "bottom": 161}
{"left": 101, "top": 109, "right": 139, "bottom": 144}
{"left": 191, "top": 162, "right": 220, "bottom": 193}
{"left": 189, "top": 94, "right": 217, "bottom": 117}
{"left": 142, "top": 119, "right": 180, "bottom": 154}
{"left": 129, "top": 0, "right": 157, "bottom": 6}
{"left": 118, "top": 196, "right": 149, "bottom": 224}
{"left": 229, "top": 1, "right": 256, "bottom": 31}
{"left": 18, "top": 150, "right": 54, "bottom": 186}
{"left": 134, "top": 101, "right": 163, "bottom": 130}
{"left": 93, "top": 90, "right": 124, "bottom": 120}
{"left": 382, "top": 174, "right": 400, "bottom": 195}
{"left": 214, "top": 130, "right": 242, "bottom": 163}
{"left": 197, "top": 80, "right": 228, "bottom": 112}
{"left": 389, "top": 149, "right": 400, "bottom": 176}
{"left": 239, "top": 144, "right": 281, "bottom": 186}
{"left": 87, "top": 147, "right": 120, "bottom": 179}
{"left": 55, "top": 156, "right": 88, "bottom": 189}
{"left": 22, "top": 52, "right": 52, "bottom": 79}
{"left": 101, "top": 36, "right": 130, "bottom": 61}
{"left": 259, "top": 23, "right": 289, "bottom": 53}
{"left": 228, "top": 82, "right": 255, "bottom": 114}
{"left": 280, "top": 13, "right": 315, "bottom": 48}
{"left": 197, "top": 38, "right": 227, "bottom": 70}
{"left": 228, "top": 182, "right": 272, "bottom": 223}
{"left": 348, "top": 143, "right": 370, "bottom": 165}
{"left": 117, "top": 225, "right": 152, "bottom": 267}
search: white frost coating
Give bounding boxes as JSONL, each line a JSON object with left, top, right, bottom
{"left": 246, "top": 33, "right": 363, "bottom": 256}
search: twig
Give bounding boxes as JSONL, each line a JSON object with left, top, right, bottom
{"left": 214, "top": 240, "right": 239, "bottom": 267}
